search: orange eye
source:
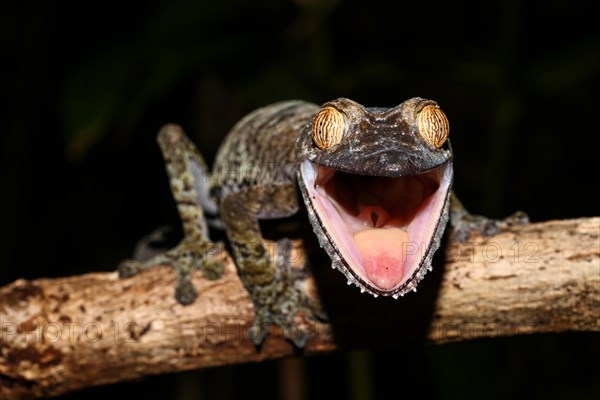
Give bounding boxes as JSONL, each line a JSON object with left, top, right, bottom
{"left": 311, "top": 106, "right": 346, "bottom": 149}
{"left": 417, "top": 105, "right": 449, "bottom": 148}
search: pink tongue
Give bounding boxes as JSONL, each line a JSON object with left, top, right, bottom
{"left": 353, "top": 228, "right": 409, "bottom": 290}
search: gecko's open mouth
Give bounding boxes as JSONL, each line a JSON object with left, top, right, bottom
{"left": 300, "top": 159, "right": 452, "bottom": 295}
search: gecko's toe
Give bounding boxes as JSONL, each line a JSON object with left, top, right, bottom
{"left": 284, "top": 326, "right": 308, "bottom": 348}
{"left": 248, "top": 321, "right": 269, "bottom": 347}
{"left": 504, "top": 210, "right": 529, "bottom": 226}
{"left": 174, "top": 278, "right": 198, "bottom": 305}
{"left": 199, "top": 259, "right": 225, "bottom": 281}
{"left": 118, "top": 260, "right": 142, "bottom": 278}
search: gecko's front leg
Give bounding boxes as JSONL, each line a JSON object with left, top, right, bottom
{"left": 220, "top": 183, "right": 322, "bottom": 348}
{"left": 119, "top": 125, "right": 224, "bottom": 305}
{"left": 449, "top": 192, "right": 529, "bottom": 242}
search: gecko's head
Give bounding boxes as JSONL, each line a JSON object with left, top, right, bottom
{"left": 296, "top": 98, "right": 453, "bottom": 298}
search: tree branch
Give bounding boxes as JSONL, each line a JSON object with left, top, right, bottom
{"left": 1, "top": 217, "right": 598, "bottom": 399}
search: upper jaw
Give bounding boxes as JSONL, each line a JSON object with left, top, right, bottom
{"left": 297, "top": 123, "right": 453, "bottom": 178}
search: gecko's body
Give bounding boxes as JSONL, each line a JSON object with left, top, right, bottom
{"left": 120, "top": 98, "right": 526, "bottom": 347}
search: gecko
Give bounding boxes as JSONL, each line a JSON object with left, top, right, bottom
{"left": 119, "top": 98, "right": 527, "bottom": 347}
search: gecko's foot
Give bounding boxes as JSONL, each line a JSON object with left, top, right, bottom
{"left": 118, "top": 239, "right": 225, "bottom": 305}
{"left": 450, "top": 210, "right": 529, "bottom": 243}
{"left": 248, "top": 292, "right": 315, "bottom": 348}
{"left": 247, "top": 238, "right": 324, "bottom": 348}
{"left": 248, "top": 314, "right": 308, "bottom": 348}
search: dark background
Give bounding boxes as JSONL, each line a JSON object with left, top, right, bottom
{"left": 1, "top": 0, "right": 598, "bottom": 399}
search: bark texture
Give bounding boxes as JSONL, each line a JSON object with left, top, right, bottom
{"left": 1, "top": 217, "right": 599, "bottom": 399}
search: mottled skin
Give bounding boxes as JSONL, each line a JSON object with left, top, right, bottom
{"left": 121, "top": 101, "right": 322, "bottom": 346}
{"left": 119, "top": 98, "right": 527, "bottom": 347}
{"left": 297, "top": 98, "right": 452, "bottom": 175}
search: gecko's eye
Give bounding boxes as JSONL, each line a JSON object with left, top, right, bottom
{"left": 312, "top": 106, "right": 346, "bottom": 149}
{"left": 417, "top": 105, "right": 449, "bottom": 148}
